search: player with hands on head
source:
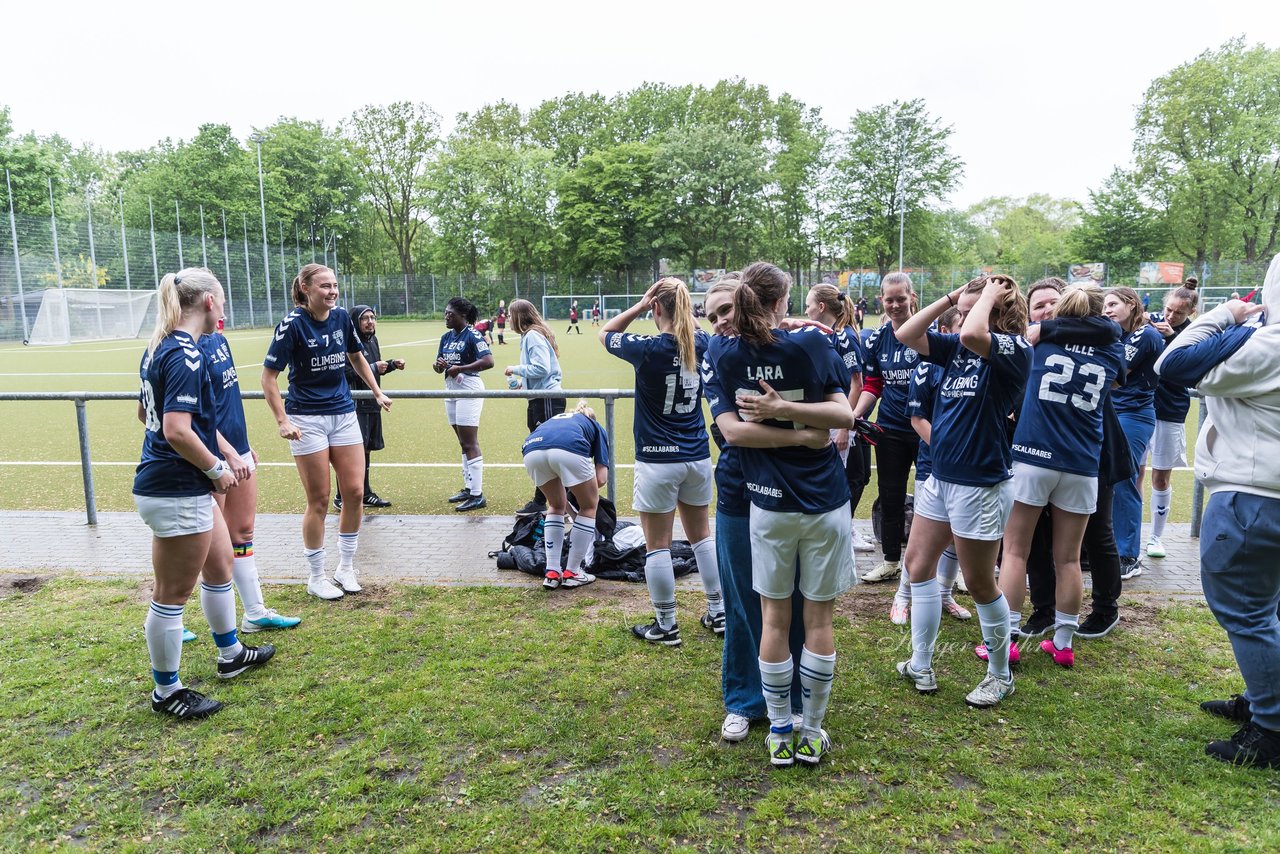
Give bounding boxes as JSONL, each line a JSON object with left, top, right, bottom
{"left": 262, "top": 264, "right": 391, "bottom": 601}
{"left": 135, "top": 268, "right": 276, "bottom": 721}
{"left": 602, "top": 278, "right": 725, "bottom": 644}
{"left": 435, "top": 297, "right": 495, "bottom": 512}
{"left": 893, "top": 274, "right": 1032, "bottom": 709}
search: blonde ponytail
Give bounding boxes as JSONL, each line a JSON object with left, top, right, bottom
{"left": 147, "top": 267, "right": 222, "bottom": 355}
{"left": 573, "top": 399, "right": 597, "bottom": 421}
{"left": 1055, "top": 285, "right": 1104, "bottom": 319}
{"left": 808, "top": 283, "right": 853, "bottom": 330}
{"left": 655, "top": 277, "right": 698, "bottom": 372}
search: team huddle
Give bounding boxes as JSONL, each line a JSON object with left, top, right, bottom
{"left": 131, "top": 256, "right": 1279, "bottom": 770}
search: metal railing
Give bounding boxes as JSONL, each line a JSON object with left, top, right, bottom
{"left": 0, "top": 388, "right": 634, "bottom": 525}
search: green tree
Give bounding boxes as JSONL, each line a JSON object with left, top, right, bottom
{"left": 965, "top": 194, "right": 1080, "bottom": 277}
{"left": 1069, "top": 169, "right": 1171, "bottom": 274}
{"left": 1135, "top": 38, "right": 1280, "bottom": 264}
{"left": 345, "top": 102, "right": 440, "bottom": 277}
{"left": 526, "top": 93, "right": 615, "bottom": 168}
{"left": 826, "top": 99, "right": 963, "bottom": 277}
{"left": 761, "top": 94, "right": 828, "bottom": 279}
{"left": 257, "top": 118, "right": 363, "bottom": 234}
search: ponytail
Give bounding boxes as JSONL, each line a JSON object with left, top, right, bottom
{"left": 147, "top": 267, "right": 222, "bottom": 355}
{"left": 654, "top": 277, "right": 698, "bottom": 372}
{"left": 292, "top": 263, "right": 330, "bottom": 308}
{"left": 808, "top": 284, "right": 853, "bottom": 330}
{"left": 735, "top": 261, "right": 791, "bottom": 347}
{"left": 573, "top": 399, "right": 597, "bottom": 421}
{"left": 1055, "top": 284, "right": 1104, "bottom": 318}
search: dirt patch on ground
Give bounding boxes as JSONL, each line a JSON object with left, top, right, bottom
{"left": 0, "top": 574, "right": 51, "bottom": 597}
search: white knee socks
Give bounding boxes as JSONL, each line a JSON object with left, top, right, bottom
{"left": 691, "top": 536, "right": 724, "bottom": 616}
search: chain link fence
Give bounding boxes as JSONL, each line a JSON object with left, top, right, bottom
{"left": 2, "top": 206, "right": 1272, "bottom": 341}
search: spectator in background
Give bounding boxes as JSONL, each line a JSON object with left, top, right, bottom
{"left": 854, "top": 295, "right": 868, "bottom": 330}
{"left": 1155, "top": 255, "right": 1279, "bottom": 769}
{"left": 567, "top": 301, "right": 583, "bottom": 334}
{"left": 339, "top": 305, "right": 404, "bottom": 510}
{"left": 591, "top": 301, "right": 601, "bottom": 326}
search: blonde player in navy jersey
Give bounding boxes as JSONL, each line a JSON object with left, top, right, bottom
{"left": 202, "top": 322, "right": 301, "bottom": 634}
{"left": 602, "top": 278, "right": 725, "bottom": 645}
{"left": 136, "top": 268, "right": 275, "bottom": 720}
{"left": 856, "top": 273, "right": 921, "bottom": 583}
{"left": 435, "top": 297, "right": 495, "bottom": 512}
{"left": 521, "top": 402, "right": 611, "bottom": 589}
{"left": 262, "top": 264, "right": 391, "bottom": 601}
{"left": 894, "top": 275, "right": 1032, "bottom": 709}
{"left": 706, "top": 261, "right": 856, "bottom": 767}
{"left": 803, "top": 284, "right": 874, "bottom": 554}
{"left": 996, "top": 285, "right": 1124, "bottom": 668}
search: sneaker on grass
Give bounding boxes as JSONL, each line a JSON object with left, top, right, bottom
{"left": 766, "top": 728, "right": 795, "bottom": 766}
{"left": 965, "top": 674, "right": 1015, "bottom": 708}
{"left": 1075, "top": 612, "right": 1119, "bottom": 639}
{"left": 306, "top": 577, "right": 344, "bottom": 600}
{"left": 1206, "top": 722, "right": 1280, "bottom": 769}
{"left": 1019, "top": 610, "right": 1055, "bottom": 637}
{"left": 1200, "top": 694, "right": 1251, "bottom": 723}
{"left": 721, "top": 713, "right": 750, "bottom": 742}
{"left": 700, "top": 611, "right": 726, "bottom": 635}
{"left": 942, "top": 598, "right": 972, "bottom": 620}
{"left": 217, "top": 642, "right": 276, "bottom": 679}
{"left": 631, "top": 620, "right": 681, "bottom": 647}
{"left": 240, "top": 609, "right": 302, "bottom": 634}
{"left": 334, "top": 566, "right": 362, "bottom": 594}
{"left": 152, "top": 687, "right": 223, "bottom": 721}
{"left": 560, "top": 569, "right": 595, "bottom": 588}
{"left": 896, "top": 660, "right": 938, "bottom": 694}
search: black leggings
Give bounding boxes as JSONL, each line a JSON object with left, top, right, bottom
{"left": 527, "top": 396, "right": 567, "bottom": 504}
{"left": 875, "top": 429, "right": 918, "bottom": 562}
{"left": 846, "top": 435, "right": 872, "bottom": 514}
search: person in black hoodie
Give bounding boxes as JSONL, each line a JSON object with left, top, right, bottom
{"left": 338, "top": 305, "right": 404, "bottom": 509}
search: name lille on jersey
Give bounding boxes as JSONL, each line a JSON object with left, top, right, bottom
{"left": 310, "top": 352, "right": 348, "bottom": 371}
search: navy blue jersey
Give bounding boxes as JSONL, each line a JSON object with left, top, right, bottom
{"left": 830, "top": 326, "right": 865, "bottom": 379}
{"left": 906, "top": 361, "right": 943, "bottom": 481}
{"left": 1012, "top": 339, "right": 1125, "bottom": 476}
{"left": 521, "top": 411, "right": 611, "bottom": 465}
{"left": 604, "top": 329, "right": 710, "bottom": 462}
{"left": 705, "top": 328, "right": 850, "bottom": 514}
{"left": 263, "top": 307, "right": 365, "bottom": 415}
{"left": 436, "top": 325, "right": 492, "bottom": 376}
{"left": 862, "top": 322, "right": 921, "bottom": 433}
{"left": 922, "top": 330, "right": 1032, "bottom": 487}
{"left": 133, "top": 332, "right": 219, "bottom": 497}
{"left": 1110, "top": 324, "right": 1164, "bottom": 414}
{"left": 1149, "top": 313, "right": 1194, "bottom": 422}
{"left": 202, "top": 333, "right": 250, "bottom": 455}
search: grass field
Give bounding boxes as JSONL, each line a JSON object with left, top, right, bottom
{"left": 0, "top": 317, "right": 1202, "bottom": 520}
{"left": 2, "top": 577, "right": 1277, "bottom": 851}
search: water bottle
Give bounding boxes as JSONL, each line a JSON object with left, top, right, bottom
{"left": 508, "top": 375, "right": 522, "bottom": 390}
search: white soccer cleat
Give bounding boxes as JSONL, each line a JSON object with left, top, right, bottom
{"left": 306, "top": 576, "right": 345, "bottom": 600}
{"left": 861, "top": 560, "right": 901, "bottom": 583}
{"left": 965, "top": 674, "right": 1015, "bottom": 709}
{"left": 334, "top": 566, "right": 362, "bottom": 594}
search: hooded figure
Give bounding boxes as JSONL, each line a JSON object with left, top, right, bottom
{"left": 339, "top": 305, "right": 403, "bottom": 508}
{"left": 1155, "top": 255, "right": 1280, "bottom": 769}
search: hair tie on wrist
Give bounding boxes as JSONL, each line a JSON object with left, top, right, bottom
{"left": 946, "top": 293, "right": 955, "bottom": 306}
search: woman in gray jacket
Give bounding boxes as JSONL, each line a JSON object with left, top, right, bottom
{"left": 1156, "top": 253, "right": 1280, "bottom": 769}
{"left": 504, "top": 299, "right": 566, "bottom": 516}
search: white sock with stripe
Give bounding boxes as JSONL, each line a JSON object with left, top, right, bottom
{"left": 146, "top": 600, "right": 185, "bottom": 698}
{"left": 909, "top": 578, "right": 941, "bottom": 672}
{"left": 566, "top": 514, "right": 595, "bottom": 575}
{"left": 798, "top": 646, "right": 836, "bottom": 735}
{"left": 691, "top": 536, "right": 724, "bottom": 616}
{"left": 1053, "top": 610, "right": 1080, "bottom": 650}
{"left": 337, "top": 532, "right": 358, "bottom": 571}
{"left": 200, "top": 581, "right": 243, "bottom": 660}
{"left": 759, "top": 656, "right": 795, "bottom": 731}
{"left": 976, "top": 594, "right": 1012, "bottom": 681}
{"left": 543, "top": 514, "right": 565, "bottom": 574}
{"left": 645, "top": 548, "right": 677, "bottom": 629}
{"left": 231, "top": 541, "right": 266, "bottom": 619}
{"left": 1151, "top": 487, "right": 1171, "bottom": 539}
{"left": 305, "top": 547, "right": 326, "bottom": 581}
{"left": 936, "top": 547, "right": 959, "bottom": 599}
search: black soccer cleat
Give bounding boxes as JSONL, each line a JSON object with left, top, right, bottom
{"left": 514, "top": 499, "right": 546, "bottom": 517}
{"left": 447, "top": 488, "right": 472, "bottom": 504}
{"left": 456, "top": 493, "right": 487, "bottom": 512}
{"left": 631, "top": 620, "right": 682, "bottom": 647}
{"left": 217, "top": 642, "right": 276, "bottom": 679}
{"left": 152, "top": 687, "right": 224, "bottom": 721}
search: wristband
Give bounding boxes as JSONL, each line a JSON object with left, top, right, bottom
{"left": 204, "top": 459, "right": 228, "bottom": 480}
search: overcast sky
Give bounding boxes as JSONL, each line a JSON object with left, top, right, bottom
{"left": 4, "top": 0, "right": 1276, "bottom": 208}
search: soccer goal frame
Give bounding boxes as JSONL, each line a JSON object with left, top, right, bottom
{"left": 26, "top": 288, "right": 157, "bottom": 346}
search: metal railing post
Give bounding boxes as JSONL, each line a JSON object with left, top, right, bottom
{"left": 75, "top": 398, "right": 98, "bottom": 525}
{"left": 1190, "top": 394, "right": 1208, "bottom": 538}
{"left": 604, "top": 394, "right": 617, "bottom": 503}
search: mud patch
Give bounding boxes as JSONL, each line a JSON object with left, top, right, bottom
{"left": 0, "top": 573, "right": 51, "bottom": 597}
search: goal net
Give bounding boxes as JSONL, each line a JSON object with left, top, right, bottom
{"left": 26, "top": 288, "right": 157, "bottom": 346}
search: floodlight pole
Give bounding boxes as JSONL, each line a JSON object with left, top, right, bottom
{"left": 5, "top": 169, "right": 30, "bottom": 340}
{"left": 85, "top": 180, "right": 98, "bottom": 281}
{"left": 148, "top": 196, "right": 159, "bottom": 286}
{"left": 251, "top": 133, "right": 273, "bottom": 321}
{"left": 175, "top": 201, "right": 184, "bottom": 269}
{"left": 119, "top": 190, "right": 134, "bottom": 333}
{"left": 896, "top": 172, "right": 905, "bottom": 274}
{"left": 221, "top": 209, "right": 235, "bottom": 329}
{"left": 199, "top": 204, "right": 208, "bottom": 267}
